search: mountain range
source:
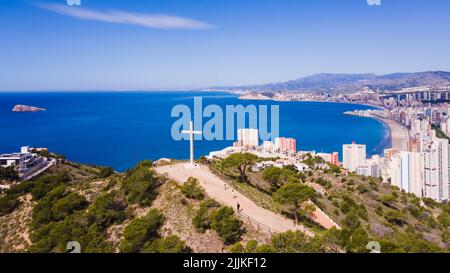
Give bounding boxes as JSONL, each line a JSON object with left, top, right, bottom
{"left": 224, "top": 71, "right": 450, "bottom": 93}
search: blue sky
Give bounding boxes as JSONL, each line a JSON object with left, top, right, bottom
{"left": 1, "top": 0, "right": 450, "bottom": 91}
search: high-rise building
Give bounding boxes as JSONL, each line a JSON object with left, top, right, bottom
{"left": 275, "top": 137, "right": 297, "bottom": 153}
{"left": 331, "top": 152, "right": 340, "bottom": 166}
{"left": 441, "top": 117, "right": 450, "bottom": 137}
{"left": 388, "top": 151, "right": 423, "bottom": 197}
{"left": 384, "top": 148, "right": 398, "bottom": 160}
{"left": 237, "top": 129, "right": 259, "bottom": 147}
{"left": 343, "top": 142, "right": 366, "bottom": 172}
{"left": 421, "top": 136, "right": 449, "bottom": 201}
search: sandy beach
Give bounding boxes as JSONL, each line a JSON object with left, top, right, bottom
{"left": 377, "top": 117, "right": 409, "bottom": 151}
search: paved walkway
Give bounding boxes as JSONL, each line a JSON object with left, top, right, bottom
{"left": 155, "top": 163, "right": 313, "bottom": 236}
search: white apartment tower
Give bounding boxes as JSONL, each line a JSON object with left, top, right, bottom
{"left": 237, "top": 129, "right": 259, "bottom": 147}
{"left": 388, "top": 151, "right": 423, "bottom": 197}
{"left": 422, "top": 136, "right": 449, "bottom": 202}
{"left": 343, "top": 142, "right": 366, "bottom": 172}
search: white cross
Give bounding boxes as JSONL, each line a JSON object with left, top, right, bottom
{"left": 181, "top": 121, "right": 202, "bottom": 166}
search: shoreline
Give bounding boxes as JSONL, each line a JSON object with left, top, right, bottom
{"left": 374, "top": 117, "right": 409, "bottom": 151}
{"left": 234, "top": 92, "right": 402, "bottom": 151}
{"left": 345, "top": 112, "right": 409, "bottom": 151}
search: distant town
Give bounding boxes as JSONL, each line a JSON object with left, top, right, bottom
{"left": 200, "top": 85, "right": 450, "bottom": 203}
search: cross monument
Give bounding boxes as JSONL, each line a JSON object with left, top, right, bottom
{"left": 181, "top": 121, "right": 202, "bottom": 166}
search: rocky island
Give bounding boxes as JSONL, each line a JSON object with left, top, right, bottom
{"left": 12, "top": 104, "right": 46, "bottom": 112}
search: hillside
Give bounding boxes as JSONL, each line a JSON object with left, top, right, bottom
{"left": 0, "top": 159, "right": 272, "bottom": 253}
{"left": 1, "top": 154, "right": 449, "bottom": 253}
{"left": 225, "top": 71, "right": 450, "bottom": 93}
{"left": 208, "top": 153, "right": 450, "bottom": 253}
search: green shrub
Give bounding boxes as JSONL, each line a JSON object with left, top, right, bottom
{"left": 381, "top": 194, "right": 397, "bottom": 205}
{"left": 122, "top": 164, "right": 160, "bottom": 206}
{"left": 316, "top": 177, "right": 332, "bottom": 189}
{"left": 180, "top": 177, "right": 204, "bottom": 200}
{"left": 31, "top": 186, "right": 67, "bottom": 228}
{"left": 52, "top": 193, "right": 88, "bottom": 221}
{"left": 210, "top": 206, "right": 244, "bottom": 244}
{"left": 356, "top": 184, "right": 369, "bottom": 194}
{"left": 0, "top": 195, "right": 20, "bottom": 216}
{"left": 99, "top": 167, "right": 115, "bottom": 178}
{"left": 30, "top": 172, "right": 71, "bottom": 200}
{"left": 263, "top": 166, "right": 299, "bottom": 191}
{"left": 119, "top": 209, "right": 164, "bottom": 253}
{"left": 385, "top": 210, "right": 406, "bottom": 226}
{"left": 229, "top": 240, "right": 271, "bottom": 253}
{"left": 193, "top": 198, "right": 220, "bottom": 231}
{"left": 87, "top": 191, "right": 127, "bottom": 229}
{"left": 143, "top": 235, "right": 189, "bottom": 253}
{"left": 271, "top": 231, "right": 324, "bottom": 253}
{"left": 343, "top": 213, "right": 361, "bottom": 230}
{"left": 0, "top": 166, "right": 19, "bottom": 181}
{"left": 29, "top": 213, "right": 114, "bottom": 253}
{"left": 230, "top": 242, "right": 245, "bottom": 253}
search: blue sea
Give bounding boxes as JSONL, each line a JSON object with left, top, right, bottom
{"left": 0, "top": 91, "right": 390, "bottom": 171}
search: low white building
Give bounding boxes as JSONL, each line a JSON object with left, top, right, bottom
{"left": 206, "top": 147, "right": 243, "bottom": 160}
{"left": 252, "top": 160, "right": 310, "bottom": 173}
{"left": 0, "top": 146, "right": 46, "bottom": 178}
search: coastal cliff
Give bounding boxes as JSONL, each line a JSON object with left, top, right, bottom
{"left": 12, "top": 104, "right": 46, "bottom": 112}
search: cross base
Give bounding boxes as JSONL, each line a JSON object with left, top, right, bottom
{"left": 184, "top": 162, "right": 200, "bottom": 169}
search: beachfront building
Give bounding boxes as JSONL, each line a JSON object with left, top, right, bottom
{"left": 388, "top": 151, "right": 423, "bottom": 196}
{"left": 411, "top": 117, "right": 431, "bottom": 135}
{"left": 236, "top": 129, "right": 259, "bottom": 148}
{"left": 343, "top": 142, "right": 366, "bottom": 172}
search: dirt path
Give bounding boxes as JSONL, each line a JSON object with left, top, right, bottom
{"left": 155, "top": 163, "right": 313, "bottom": 236}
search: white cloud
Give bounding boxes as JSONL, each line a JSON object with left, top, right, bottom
{"left": 34, "top": 2, "right": 214, "bottom": 30}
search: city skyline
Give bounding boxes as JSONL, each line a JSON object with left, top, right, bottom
{"left": 1, "top": 0, "right": 450, "bottom": 91}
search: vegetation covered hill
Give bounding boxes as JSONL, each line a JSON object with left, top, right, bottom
{"left": 0, "top": 159, "right": 274, "bottom": 253}
{"left": 2, "top": 153, "right": 449, "bottom": 253}
{"left": 209, "top": 153, "right": 450, "bottom": 253}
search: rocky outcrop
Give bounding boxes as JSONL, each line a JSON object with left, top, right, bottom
{"left": 12, "top": 105, "right": 46, "bottom": 112}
